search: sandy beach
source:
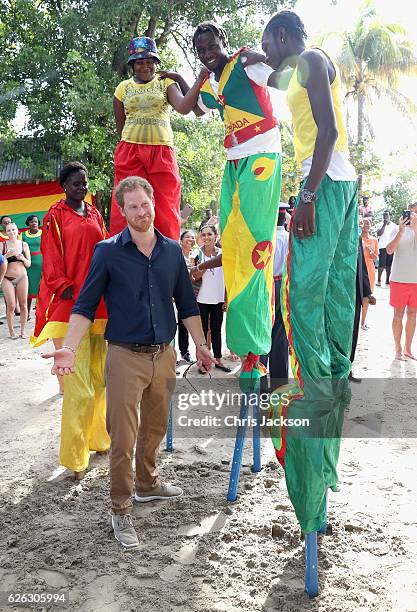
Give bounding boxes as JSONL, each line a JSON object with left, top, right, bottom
{"left": 0, "top": 283, "right": 416, "bottom": 611}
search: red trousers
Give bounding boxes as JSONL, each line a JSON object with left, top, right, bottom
{"left": 110, "top": 141, "right": 181, "bottom": 240}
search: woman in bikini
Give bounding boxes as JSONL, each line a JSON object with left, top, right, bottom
{"left": 1, "top": 222, "right": 31, "bottom": 338}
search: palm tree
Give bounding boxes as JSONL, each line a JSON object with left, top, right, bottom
{"left": 322, "top": 1, "right": 417, "bottom": 190}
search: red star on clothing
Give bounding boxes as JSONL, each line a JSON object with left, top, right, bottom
{"left": 251, "top": 241, "right": 273, "bottom": 269}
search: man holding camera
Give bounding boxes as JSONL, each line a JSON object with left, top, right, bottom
{"left": 44, "top": 176, "right": 214, "bottom": 549}
{"left": 386, "top": 206, "right": 417, "bottom": 360}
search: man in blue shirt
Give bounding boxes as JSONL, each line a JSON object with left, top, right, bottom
{"left": 44, "top": 176, "right": 214, "bottom": 549}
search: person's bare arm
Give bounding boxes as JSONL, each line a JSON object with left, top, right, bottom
{"left": 410, "top": 211, "right": 417, "bottom": 240}
{"left": 366, "top": 245, "right": 378, "bottom": 260}
{"left": 386, "top": 218, "right": 406, "bottom": 255}
{"left": 113, "top": 97, "right": 126, "bottom": 137}
{"left": 267, "top": 67, "right": 294, "bottom": 90}
{"left": 377, "top": 223, "right": 386, "bottom": 237}
{"left": 301, "top": 51, "right": 338, "bottom": 194}
{"left": 19, "top": 242, "right": 31, "bottom": 268}
{"left": 167, "top": 82, "right": 205, "bottom": 116}
{"left": 181, "top": 315, "right": 216, "bottom": 371}
{"left": 159, "top": 72, "right": 204, "bottom": 117}
{"left": 292, "top": 50, "right": 339, "bottom": 239}
{"left": 166, "top": 68, "right": 209, "bottom": 115}
{"left": 42, "top": 314, "right": 92, "bottom": 374}
{"left": 240, "top": 50, "right": 293, "bottom": 90}
{"left": 190, "top": 253, "right": 222, "bottom": 276}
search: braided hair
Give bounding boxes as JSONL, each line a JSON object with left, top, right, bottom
{"left": 265, "top": 10, "right": 307, "bottom": 41}
{"left": 192, "top": 21, "right": 229, "bottom": 53}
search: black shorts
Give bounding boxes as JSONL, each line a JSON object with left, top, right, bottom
{"left": 379, "top": 247, "right": 393, "bottom": 268}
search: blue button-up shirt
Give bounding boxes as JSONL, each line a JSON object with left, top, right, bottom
{"left": 72, "top": 228, "right": 200, "bottom": 344}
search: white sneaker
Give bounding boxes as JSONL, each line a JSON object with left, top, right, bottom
{"left": 134, "top": 482, "right": 183, "bottom": 503}
{"left": 112, "top": 514, "right": 139, "bottom": 548}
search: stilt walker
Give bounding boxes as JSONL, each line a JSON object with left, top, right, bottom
{"left": 245, "top": 11, "right": 358, "bottom": 595}
{"left": 178, "top": 22, "right": 282, "bottom": 389}
{"left": 111, "top": 36, "right": 202, "bottom": 240}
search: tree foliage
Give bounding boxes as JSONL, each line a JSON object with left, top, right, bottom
{"left": 172, "top": 114, "right": 225, "bottom": 220}
{"left": 280, "top": 122, "right": 300, "bottom": 202}
{"left": 320, "top": 1, "right": 417, "bottom": 193}
{"left": 323, "top": 1, "right": 417, "bottom": 141}
{"left": 382, "top": 171, "right": 417, "bottom": 221}
{"left": 0, "top": 0, "right": 292, "bottom": 222}
{"left": 348, "top": 138, "right": 383, "bottom": 192}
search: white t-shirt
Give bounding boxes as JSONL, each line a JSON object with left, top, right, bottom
{"left": 273, "top": 226, "right": 289, "bottom": 277}
{"left": 197, "top": 250, "right": 225, "bottom": 304}
{"left": 390, "top": 228, "right": 417, "bottom": 283}
{"left": 198, "top": 63, "right": 281, "bottom": 161}
{"left": 376, "top": 221, "right": 399, "bottom": 249}
{"left": 301, "top": 150, "right": 357, "bottom": 181}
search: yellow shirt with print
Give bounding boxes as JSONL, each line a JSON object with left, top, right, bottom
{"left": 114, "top": 77, "right": 176, "bottom": 146}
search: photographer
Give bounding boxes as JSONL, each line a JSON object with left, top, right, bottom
{"left": 386, "top": 208, "right": 417, "bottom": 360}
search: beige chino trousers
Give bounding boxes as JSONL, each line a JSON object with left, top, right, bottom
{"left": 104, "top": 343, "right": 176, "bottom": 515}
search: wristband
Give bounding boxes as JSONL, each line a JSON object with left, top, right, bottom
{"left": 63, "top": 345, "right": 76, "bottom": 353}
{"left": 196, "top": 263, "right": 203, "bottom": 272}
{"left": 198, "top": 342, "right": 207, "bottom": 347}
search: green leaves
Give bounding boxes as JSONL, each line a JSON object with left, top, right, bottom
{"left": 383, "top": 171, "right": 417, "bottom": 221}
{"left": 172, "top": 114, "right": 225, "bottom": 219}
{"left": 1, "top": 0, "right": 292, "bottom": 224}
{"left": 280, "top": 122, "right": 300, "bottom": 202}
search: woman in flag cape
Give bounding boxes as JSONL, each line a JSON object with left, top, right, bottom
{"left": 32, "top": 162, "right": 110, "bottom": 479}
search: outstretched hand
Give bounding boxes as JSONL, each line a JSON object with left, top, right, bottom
{"left": 42, "top": 348, "right": 75, "bottom": 376}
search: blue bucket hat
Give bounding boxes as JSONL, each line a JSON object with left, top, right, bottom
{"left": 128, "top": 37, "right": 161, "bottom": 64}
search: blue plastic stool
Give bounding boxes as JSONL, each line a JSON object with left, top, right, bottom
{"left": 227, "top": 387, "right": 262, "bottom": 502}
{"left": 165, "top": 400, "right": 173, "bottom": 452}
{"left": 304, "top": 490, "right": 328, "bottom": 598}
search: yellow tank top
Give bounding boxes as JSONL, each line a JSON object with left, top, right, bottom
{"left": 287, "top": 50, "right": 348, "bottom": 166}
